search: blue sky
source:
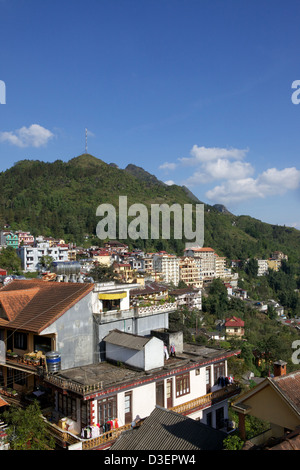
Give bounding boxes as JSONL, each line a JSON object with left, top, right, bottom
{"left": 1, "top": 0, "right": 300, "bottom": 229}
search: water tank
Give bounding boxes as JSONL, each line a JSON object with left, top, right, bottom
{"left": 46, "top": 351, "right": 61, "bottom": 373}
{"left": 52, "top": 261, "right": 81, "bottom": 275}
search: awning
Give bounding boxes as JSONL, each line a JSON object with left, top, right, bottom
{"left": 98, "top": 292, "right": 127, "bottom": 300}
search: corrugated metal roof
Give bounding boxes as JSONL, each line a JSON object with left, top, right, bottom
{"left": 104, "top": 329, "right": 151, "bottom": 351}
{"left": 111, "top": 406, "right": 226, "bottom": 450}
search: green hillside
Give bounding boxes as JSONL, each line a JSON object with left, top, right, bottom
{"left": 0, "top": 153, "right": 299, "bottom": 261}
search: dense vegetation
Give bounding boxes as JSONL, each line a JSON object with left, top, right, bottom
{"left": 0, "top": 154, "right": 300, "bottom": 261}
{"left": 170, "top": 273, "right": 300, "bottom": 378}
{"left": 1, "top": 401, "right": 55, "bottom": 450}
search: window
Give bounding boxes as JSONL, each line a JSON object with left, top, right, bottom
{"left": 176, "top": 372, "right": 190, "bottom": 397}
{"left": 58, "top": 393, "right": 77, "bottom": 421}
{"left": 80, "top": 401, "right": 90, "bottom": 428}
{"left": 80, "top": 401, "right": 91, "bottom": 427}
{"left": 97, "top": 396, "right": 117, "bottom": 426}
{"left": 14, "top": 332, "right": 27, "bottom": 350}
{"left": 206, "top": 367, "right": 211, "bottom": 393}
{"left": 214, "top": 361, "right": 225, "bottom": 384}
{"left": 124, "top": 392, "right": 132, "bottom": 425}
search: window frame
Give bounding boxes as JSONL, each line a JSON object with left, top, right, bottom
{"left": 175, "top": 372, "right": 190, "bottom": 398}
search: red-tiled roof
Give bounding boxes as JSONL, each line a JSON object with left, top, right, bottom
{"left": 225, "top": 316, "right": 244, "bottom": 327}
{"left": 184, "top": 247, "right": 215, "bottom": 252}
{"left": 0, "top": 287, "right": 40, "bottom": 321}
{"left": 0, "top": 279, "right": 94, "bottom": 334}
{"left": 271, "top": 371, "right": 300, "bottom": 414}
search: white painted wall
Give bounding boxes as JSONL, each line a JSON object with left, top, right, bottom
{"left": 105, "top": 336, "right": 164, "bottom": 371}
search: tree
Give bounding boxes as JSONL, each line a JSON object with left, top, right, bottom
{"left": 2, "top": 401, "right": 55, "bottom": 450}
{"left": 202, "top": 278, "right": 229, "bottom": 317}
{"left": 38, "top": 255, "right": 54, "bottom": 271}
{"left": 223, "top": 434, "right": 244, "bottom": 450}
{"left": 0, "top": 246, "right": 21, "bottom": 273}
{"left": 245, "top": 258, "right": 258, "bottom": 278}
{"left": 90, "top": 263, "right": 116, "bottom": 282}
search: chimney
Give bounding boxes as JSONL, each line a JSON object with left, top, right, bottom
{"left": 273, "top": 360, "right": 287, "bottom": 377}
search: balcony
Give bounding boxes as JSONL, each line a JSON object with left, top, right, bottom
{"left": 4, "top": 351, "right": 46, "bottom": 372}
{"left": 44, "top": 417, "right": 134, "bottom": 450}
{"left": 43, "top": 383, "right": 241, "bottom": 450}
{"left": 94, "top": 302, "right": 177, "bottom": 323}
{"left": 170, "top": 383, "right": 241, "bottom": 415}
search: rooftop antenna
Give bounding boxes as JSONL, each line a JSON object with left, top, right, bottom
{"left": 85, "top": 128, "right": 88, "bottom": 154}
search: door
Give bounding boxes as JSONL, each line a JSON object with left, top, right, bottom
{"left": 156, "top": 381, "right": 164, "bottom": 408}
{"left": 216, "top": 406, "right": 224, "bottom": 429}
{"left": 124, "top": 392, "right": 132, "bottom": 425}
{"left": 166, "top": 379, "right": 173, "bottom": 408}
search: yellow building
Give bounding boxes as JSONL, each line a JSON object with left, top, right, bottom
{"left": 267, "top": 258, "right": 281, "bottom": 272}
{"left": 232, "top": 361, "right": 300, "bottom": 444}
{"left": 179, "top": 256, "right": 202, "bottom": 289}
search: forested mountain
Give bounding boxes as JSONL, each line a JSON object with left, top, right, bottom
{"left": 0, "top": 153, "right": 300, "bottom": 261}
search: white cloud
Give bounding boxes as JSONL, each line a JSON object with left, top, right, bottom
{"left": 206, "top": 167, "right": 300, "bottom": 204}
{"left": 257, "top": 167, "right": 300, "bottom": 191}
{"left": 164, "top": 180, "right": 175, "bottom": 186}
{"left": 179, "top": 145, "right": 249, "bottom": 166}
{"left": 158, "top": 144, "right": 300, "bottom": 207}
{"left": 184, "top": 158, "right": 254, "bottom": 185}
{"left": 159, "top": 162, "right": 178, "bottom": 171}
{"left": 0, "top": 124, "right": 54, "bottom": 148}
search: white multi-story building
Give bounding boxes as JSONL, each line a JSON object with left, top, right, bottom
{"left": 17, "top": 242, "right": 69, "bottom": 272}
{"left": 152, "top": 254, "right": 180, "bottom": 286}
{"left": 257, "top": 259, "right": 269, "bottom": 276}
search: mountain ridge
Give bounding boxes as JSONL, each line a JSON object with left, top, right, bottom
{"left": 0, "top": 153, "right": 299, "bottom": 261}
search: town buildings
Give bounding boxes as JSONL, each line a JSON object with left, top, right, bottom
{"left": 0, "top": 277, "right": 240, "bottom": 449}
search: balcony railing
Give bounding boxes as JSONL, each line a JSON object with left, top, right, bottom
{"left": 45, "top": 419, "right": 134, "bottom": 450}
{"left": 94, "top": 302, "right": 177, "bottom": 323}
{"left": 44, "top": 373, "right": 103, "bottom": 395}
{"left": 44, "top": 383, "right": 240, "bottom": 450}
{"left": 170, "top": 384, "right": 240, "bottom": 415}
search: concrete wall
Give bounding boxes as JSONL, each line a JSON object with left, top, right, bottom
{"left": 151, "top": 329, "right": 183, "bottom": 354}
{"left": 94, "top": 312, "right": 169, "bottom": 362}
{"left": 41, "top": 292, "right": 94, "bottom": 370}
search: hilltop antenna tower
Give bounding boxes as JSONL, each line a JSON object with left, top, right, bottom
{"left": 85, "top": 128, "right": 88, "bottom": 154}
